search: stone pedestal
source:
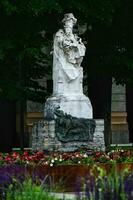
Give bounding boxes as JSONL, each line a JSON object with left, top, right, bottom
{"left": 44, "top": 94, "right": 93, "bottom": 120}
{"left": 32, "top": 119, "right": 105, "bottom": 151}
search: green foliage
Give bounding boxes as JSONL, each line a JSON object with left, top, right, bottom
{"left": 76, "top": 164, "right": 130, "bottom": 200}
{"left": 0, "top": 0, "right": 120, "bottom": 24}
{"left": 85, "top": 0, "right": 133, "bottom": 85}
{"left": 6, "top": 178, "right": 58, "bottom": 200}
{"left": 0, "top": 13, "right": 52, "bottom": 102}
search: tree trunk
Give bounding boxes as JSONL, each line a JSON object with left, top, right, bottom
{"left": 87, "top": 75, "right": 112, "bottom": 146}
{"left": 19, "top": 101, "right": 25, "bottom": 150}
{"left": 0, "top": 100, "right": 16, "bottom": 152}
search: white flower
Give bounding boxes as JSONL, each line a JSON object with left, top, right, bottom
{"left": 83, "top": 154, "right": 88, "bottom": 158}
{"left": 51, "top": 159, "right": 55, "bottom": 163}
{"left": 50, "top": 163, "right": 53, "bottom": 167}
{"left": 78, "top": 161, "right": 81, "bottom": 164}
{"left": 59, "top": 158, "right": 62, "bottom": 162}
{"left": 76, "top": 154, "right": 79, "bottom": 157}
{"left": 54, "top": 157, "right": 58, "bottom": 161}
{"left": 45, "top": 161, "right": 48, "bottom": 165}
{"left": 98, "top": 188, "right": 102, "bottom": 192}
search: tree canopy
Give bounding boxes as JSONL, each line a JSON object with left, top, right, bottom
{"left": 0, "top": 0, "right": 132, "bottom": 102}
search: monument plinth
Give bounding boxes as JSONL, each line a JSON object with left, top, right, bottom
{"left": 32, "top": 13, "right": 105, "bottom": 152}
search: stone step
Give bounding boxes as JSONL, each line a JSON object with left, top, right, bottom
{"left": 110, "top": 143, "right": 133, "bottom": 147}
{"left": 111, "top": 124, "right": 128, "bottom": 131}
{"left": 112, "top": 131, "right": 129, "bottom": 144}
{"left": 111, "top": 112, "right": 127, "bottom": 124}
{"left": 50, "top": 192, "right": 85, "bottom": 199}
{"left": 26, "top": 112, "right": 43, "bottom": 124}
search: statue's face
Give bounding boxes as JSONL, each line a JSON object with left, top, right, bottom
{"left": 64, "top": 26, "right": 72, "bottom": 35}
{"left": 64, "top": 19, "right": 74, "bottom": 35}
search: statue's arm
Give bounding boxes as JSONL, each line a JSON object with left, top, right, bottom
{"left": 63, "top": 38, "right": 77, "bottom": 50}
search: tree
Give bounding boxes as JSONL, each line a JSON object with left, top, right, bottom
{"left": 0, "top": 13, "right": 51, "bottom": 103}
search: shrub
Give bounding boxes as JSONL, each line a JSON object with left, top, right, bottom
{"left": 6, "top": 178, "right": 58, "bottom": 200}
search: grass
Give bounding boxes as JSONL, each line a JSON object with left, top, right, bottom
{"left": 6, "top": 178, "right": 59, "bottom": 200}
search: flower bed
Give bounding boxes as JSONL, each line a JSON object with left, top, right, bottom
{"left": 1, "top": 149, "right": 133, "bottom": 199}
{"left": 0, "top": 149, "right": 133, "bottom": 166}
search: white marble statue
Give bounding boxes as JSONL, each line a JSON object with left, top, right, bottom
{"left": 45, "top": 13, "right": 93, "bottom": 119}
{"left": 53, "top": 13, "right": 85, "bottom": 95}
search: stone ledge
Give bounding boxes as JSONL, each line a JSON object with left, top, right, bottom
{"left": 95, "top": 119, "right": 104, "bottom": 125}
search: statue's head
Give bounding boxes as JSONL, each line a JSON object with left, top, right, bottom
{"left": 62, "top": 13, "right": 77, "bottom": 34}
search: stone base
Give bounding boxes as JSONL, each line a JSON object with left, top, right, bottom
{"left": 44, "top": 94, "right": 93, "bottom": 119}
{"left": 32, "top": 119, "right": 105, "bottom": 152}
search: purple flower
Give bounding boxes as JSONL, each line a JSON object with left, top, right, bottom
{"left": 124, "top": 173, "right": 133, "bottom": 199}
{"left": 75, "top": 177, "right": 82, "bottom": 199}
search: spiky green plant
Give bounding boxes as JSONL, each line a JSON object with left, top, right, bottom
{"left": 6, "top": 178, "right": 58, "bottom": 200}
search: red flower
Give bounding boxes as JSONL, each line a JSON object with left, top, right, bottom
{"left": 23, "top": 151, "right": 29, "bottom": 157}
{"left": 95, "top": 152, "right": 101, "bottom": 157}
{"left": 12, "top": 152, "right": 20, "bottom": 159}
{"left": 27, "top": 156, "right": 34, "bottom": 161}
{"left": 35, "top": 151, "right": 44, "bottom": 159}
{"left": 5, "top": 155, "right": 12, "bottom": 162}
{"left": 0, "top": 153, "right": 3, "bottom": 160}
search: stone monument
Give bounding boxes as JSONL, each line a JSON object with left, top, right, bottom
{"left": 32, "top": 13, "right": 105, "bottom": 152}
{"left": 45, "top": 13, "right": 92, "bottom": 119}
